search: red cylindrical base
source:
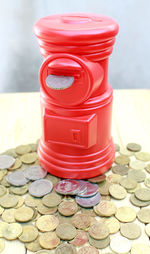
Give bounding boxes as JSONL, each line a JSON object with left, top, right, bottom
{"left": 38, "top": 138, "right": 115, "bottom": 179}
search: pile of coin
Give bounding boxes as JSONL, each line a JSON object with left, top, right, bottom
{"left": 55, "top": 179, "right": 101, "bottom": 208}
{"left": 0, "top": 142, "right": 149, "bottom": 253}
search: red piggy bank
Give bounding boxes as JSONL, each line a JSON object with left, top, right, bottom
{"left": 34, "top": 13, "right": 119, "bottom": 179}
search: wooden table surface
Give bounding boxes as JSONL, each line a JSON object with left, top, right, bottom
{"left": 0, "top": 89, "right": 150, "bottom": 254}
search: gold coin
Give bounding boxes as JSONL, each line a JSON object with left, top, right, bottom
{"left": 0, "top": 194, "right": 18, "bottom": 208}
{"left": 0, "top": 222, "right": 8, "bottom": 237}
{"left": 120, "top": 222, "right": 141, "bottom": 239}
{"left": 115, "top": 155, "right": 130, "bottom": 165}
{"left": 58, "top": 200, "right": 78, "bottom": 216}
{"left": 45, "top": 174, "right": 60, "bottom": 186}
{"left": 88, "top": 235, "right": 110, "bottom": 249}
{"left": 114, "top": 143, "right": 120, "bottom": 152}
{"left": 128, "top": 169, "right": 146, "bottom": 182}
{"left": 29, "top": 143, "right": 38, "bottom": 152}
{"left": 15, "top": 145, "right": 32, "bottom": 155}
{"left": 20, "top": 152, "right": 38, "bottom": 164}
{"left": 146, "top": 163, "right": 150, "bottom": 173}
{"left": 135, "top": 152, "right": 150, "bottom": 162}
{"left": 145, "top": 223, "right": 150, "bottom": 237}
{"left": 144, "top": 178, "right": 150, "bottom": 188}
{"left": 2, "top": 208, "right": 15, "bottom": 223}
{"left": 15, "top": 206, "right": 34, "bottom": 222}
{"left": 131, "top": 243, "right": 150, "bottom": 254}
{"left": 137, "top": 208, "right": 150, "bottom": 223}
{"left": 107, "top": 174, "right": 123, "bottom": 184}
{"left": 9, "top": 185, "right": 28, "bottom": 195}
{"left": 19, "top": 225, "right": 38, "bottom": 243}
{"left": 56, "top": 223, "right": 76, "bottom": 240}
{"left": 15, "top": 196, "right": 24, "bottom": 208}
{"left": 130, "top": 160, "right": 145, "bottom": 170}
{"left": 115, "top": 206, "right": 136, "bottom": 222}
{"left": 37, "top": 203, "right": 57, "bottom": 215}
{"left": 0, "top": 239, "right": 5, "bottom": 253}
{"left": 36, "top": 215, "right": 59, "bottom": 232}
{"left": 100, "top": 216, "right": 120, "bottom": 234}
{"left": 2, "top": 148, "right": 18, "bottom": 158}
{"left": 120, "top": 148, "right": 134, "bottom": 156}
{"left": 0, "top": 206, "right": 4, "bottom": 215}
{"left": 98, "top": 181, "right": 111, "bottom": 195}
{"left": 110, "top": 235, "right": 131, "bottom": 253}
{"left": 77, "top": 246, "right": 99, "bottom": 254}
{"left": 39, "top": 232, "right": 60, "bottom": 249}
{"left": 1, "top": 176, "right": 10, "bottom": 187}
{"left": 89, "top": 222, "right": 109, "bottom": 240}
{"left": 71, "top": 213, "right": 91, "bottom": 229}
{"left": 0, "top": 185, "right": 7, "bottom": 197}
{"left": 9, "top": 158, "right": 22, "bottom": 171}
{"left": 3, "top": 223, "right": 22, "bottom": 240}
{"left": 94, "top": 200, "right": 117, "bottom": 217}
{"left": 135, "top": 188, "right": 150, "bottom": 201}
{"left": 42, "top": 192, "right": 62, "bottom": 207}
{"left": 25, "top": 237, "right": 41, "bottom": 252}
{"left": 127, "top": 143, "right": 141, "bottom": 152}
{"left": 70, "top": 230, "right": 88, "bottom": 246}
{"left": 130, "top": 194, "right": 150, "bottom": 207}
{"left": 36, "top": 250, "right": 51, "bottom": 254}
{"left": 101, "top": 195, "right": 111, "bottom": 201}
{"left": 112, "top": 165, "right": 129, "bottom": 176}
{"left": 128, "top": 183, "right": 141, "bottom": 194}
{"left": 25, "top": 194, "right": 41, "bottom": 207}
{"left": 109, "top": 184, "right": 127, "bottom": 199}
{"left": 120, "top": 177, "right": 137, "bottom": 190}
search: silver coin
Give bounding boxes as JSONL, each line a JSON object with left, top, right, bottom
{"left": 46, "top": 74, "right": 74, "bottom": 90}
{"left": 23, "top": 165, "right": 47, "bottom": 180}
{"left": 29, "top": 179, "right": 53, "bottom": 197}
{"left": 76, "top": 180, "right": 87, "bottom": 195}
{"left": 55, "top": 179, "right": 80, "bottom": 195}
{"left": 75, "top": 192, "right": 101, "bottom": 208}
{"left": 0, "top": 155, "right": 15, "bottom": 169}
{"left": 77, "top": 182, "right": 98, "bottom": 197}
{"left": 7, "top": 171, "right": 29, "bottom": 186}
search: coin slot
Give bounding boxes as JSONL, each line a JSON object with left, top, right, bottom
{"left": 46, "top": 74, "right": 74, "bottom": 90}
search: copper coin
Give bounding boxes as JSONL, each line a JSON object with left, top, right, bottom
{"left": 88, "top": 174, "right": 106, "bottom": 183}
{"left": 77, "top": 246, "right": 99, "bottom": 254}
{"left": 55, "top": 243, "right": 77, "bottom": 254}
{"left": 95, "top": 200, "right": 117, "bottom": 217}
{"left": 58, "top": 200, "right": 78, "bottom": 216}
{"left": 70, "top": 230, "right": 88, "bottom": 246}
{"left": 71, "top": 213, "right": 91, "bottom": 229}
{"left": 89, "top": 222, "right": 109, "bottom": 240}
{"left": 98, "top": 181, "right": 111, "bottom": 196}
{"left": 39, "top": 232, "right": 60, "bottom": 249}
{"left": 56, "top": 223, "right": 77, "bottom": 240}
{"left": 88, "top": 235, "right": 110, "bottom": 249}
{"left": 75, "top": 192, "right": 101, "bottom": 208}
{"left": 55, "top": 180, "right": 80, "bottom": 195}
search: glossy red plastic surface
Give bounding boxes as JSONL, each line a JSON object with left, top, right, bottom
{"left": 34, "top": 13, "right": 119, "bottom": 179}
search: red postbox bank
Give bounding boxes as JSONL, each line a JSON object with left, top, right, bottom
{"left": 34, "top": 13, "right": 119, "bottom": 179}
